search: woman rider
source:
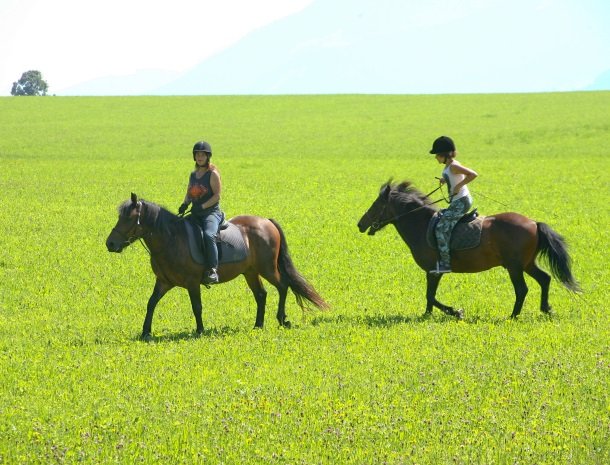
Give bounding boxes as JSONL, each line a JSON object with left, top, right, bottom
{"left": 178, "top": 140, "right": 223, "bottom": 284}
{"left": 429, "top": 136, "right": 478, "bottom": 274}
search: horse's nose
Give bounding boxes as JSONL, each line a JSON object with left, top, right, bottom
{"left": 357, "top": 219, "right": 367, "bottom": 233}
{"left": 106, "top": 239, "right": 120, "bottom": 252}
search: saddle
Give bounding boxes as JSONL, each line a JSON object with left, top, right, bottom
{"left": 426, "top": 209, "right": 485, "bottom": 251}
{"left": 184, "top": 218, "right": 248, "bottom": 265}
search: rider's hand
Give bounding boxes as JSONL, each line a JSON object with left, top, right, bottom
{"left": 178, "top": 203, "right": 188, "bottom": 215}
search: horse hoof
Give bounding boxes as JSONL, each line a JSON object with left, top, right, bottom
{"left": 455, "top": 309, "right": 464, "bottom": 320}
{"left": 141, "top": 333, "right": 153, "bottom": 342}
{"left": 283, "top": 320, "right": 292, "bottom": 329}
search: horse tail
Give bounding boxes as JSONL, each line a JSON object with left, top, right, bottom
{"left": 269, "top": 219, "right": 330, "bottom": 310}
{"left": 536, "top": 222, "right": 581, "bottom": 293}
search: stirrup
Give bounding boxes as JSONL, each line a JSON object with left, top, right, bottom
{"left": 430, "top": 261, "right": 452, "bottom": 274}
{"left": 203, "top": 268, "right": 219, "bottom": 284}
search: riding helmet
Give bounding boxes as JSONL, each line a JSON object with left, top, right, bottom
{"left": 429, "top": 136, "right": 455, "bottom": 154}
{"left": 192, "top": 140, "right": 212, "bottom": 160}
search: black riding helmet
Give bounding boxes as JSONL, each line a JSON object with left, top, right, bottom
{"left": 429, "top": 136, "right": 455, "bottom": 154}
{"left": 192, "top": 140, "right": 212, "bottom": 160}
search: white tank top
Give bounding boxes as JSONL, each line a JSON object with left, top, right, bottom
{"left": 442, "top": 163, "right": 471, "bottom": 201}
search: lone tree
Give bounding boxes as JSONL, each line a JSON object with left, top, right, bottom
{"left": 11, "top": 70, "right": 49, "bottom": 96}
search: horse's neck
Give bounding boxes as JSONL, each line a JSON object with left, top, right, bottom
{"left": 141, "top": 203, "right": 160, "bottom": 228}
{"left": 393, "top": 205, "right": 434, "bottom": 254}
{"left": 140, "top": 206, "right": 178, "bottom": 253}
{"left": 142, "top": 229, "right": 168, "bottom": 252}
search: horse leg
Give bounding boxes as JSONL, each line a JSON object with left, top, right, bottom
{"left": 525, "top": 263, "right": 552, "bottom": 313}
{"left": 425, "top": 273, "right": 440, "bottom": 315}
{"left": 255, "top": 257, "right": 291, "bottom": 328}
{"left": 142, "top": 279, "right": 173, "bottom": 340}
{"left": 187, "top": 286, "right": 204, "bottom": 335}
{"left": 425, "top": 273, "right": 464, "bottom": 319}
{"left": 275, "top": 283, "right": 291, "bottom": 329}
{"left": 244, "top": 272, "right": 267, "bottom": 328}
{"left": 508, "top": 267, "right": 528, "bottom": 318}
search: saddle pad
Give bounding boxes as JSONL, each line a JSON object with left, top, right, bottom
{"left": 185, "top": 221, "right": 248, "bottom": 265}
{"left": 426, "top": 214, "right": 485, "bottom": 251}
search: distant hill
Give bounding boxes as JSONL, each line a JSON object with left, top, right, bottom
{"left": 59, "top": 0, "right": 610, "bottom": 96}
{"left": 154, "top": 0, "right": 607, "bottom": 95}
{"left": 60, "top": 69, "right": 180, "bottom": 96}
{"left": 585, "top": 69, "right": 610, "bottom": 91}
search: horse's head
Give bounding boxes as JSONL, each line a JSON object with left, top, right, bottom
{"left": 106, "top": 193, "right": 145, "bottom": 252}
{"left": 357, "top": 182, "right": 394, "bottom": 236}
{"left": 358, "top": 180, "right": 436, "bottom": 236}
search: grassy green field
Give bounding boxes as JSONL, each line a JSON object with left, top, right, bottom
{"left": 1, "top": 92, "right": 609, "bottom": 464}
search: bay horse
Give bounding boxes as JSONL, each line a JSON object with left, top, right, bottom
{"left": 106, "top": 193, "right": 328, "bottom": 339}
{"left": 357, "top": 181, "right": 581, "bottom": 319}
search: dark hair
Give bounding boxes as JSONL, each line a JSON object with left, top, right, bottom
{"left": 193, "top": 161, "right": 217, "bottom": 171}
{"left": 437, "top": 151, "right": 456, "bottom": 159}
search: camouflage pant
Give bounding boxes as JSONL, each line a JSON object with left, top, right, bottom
{"left": 435, "top": 195, "right": 473, "bottom": 265}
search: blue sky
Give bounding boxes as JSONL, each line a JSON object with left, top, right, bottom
{"left": 1, "top": 0, "right": 608, "bottom": 95}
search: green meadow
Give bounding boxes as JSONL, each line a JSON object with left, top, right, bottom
{"left": 0, "top": 92, "right": 609, "bottom": 464}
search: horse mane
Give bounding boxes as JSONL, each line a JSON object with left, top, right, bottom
{"left": 387, "top": 180, "right": 438, "bottom": 211}
{"left": 118, "top": 199, "right": 182, "bottom": 235}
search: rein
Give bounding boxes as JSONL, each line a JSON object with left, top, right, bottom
{"left": 114, "top": 201, "right": 153, "bottom": 254}
{"left": 370, "top": 185, "right": 450, "bottom": 232}
{"left": 138, "top": 238, "right": 151, "bottom": 256}
{"left": 135, "top": 201, "right": 156, "bottom": 256}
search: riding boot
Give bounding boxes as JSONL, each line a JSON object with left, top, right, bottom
{"left": 203, "top": 268, "right": 219, "bottom": 284}
{"left": 430, "top": 261, "right": 452, "bottom": 274}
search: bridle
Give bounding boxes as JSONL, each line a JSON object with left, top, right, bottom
{"left": 111, "top": 201, "right": 151, "bottom": 251}
{"left": 368, "top": 185, "right": 449, "bottom": 233}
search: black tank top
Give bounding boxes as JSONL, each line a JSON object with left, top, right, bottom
{"left": 188, "top": 170, "right": 219, "bottom": 217}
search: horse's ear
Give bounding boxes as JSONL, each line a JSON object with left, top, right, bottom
{"left": 380, "top": 178, "right": 393, "bottom": 199}
{"left": 381, "top": 184, "right": 391, "bottom": 201}
{"left": 131, "top": 193, "right": 138, "bottom": 204}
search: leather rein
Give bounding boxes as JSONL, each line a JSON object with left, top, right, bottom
{"left": 111, "top": 201, "right": 152, "bottom": 254}
{"left": 369, "top": 185, "right": 450, "bottom": 233}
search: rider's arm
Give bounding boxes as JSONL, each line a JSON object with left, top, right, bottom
{"left": 450, "top": 163, "right": 478, "bottom": 194}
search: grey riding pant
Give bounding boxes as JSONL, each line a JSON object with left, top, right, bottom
{"left": 435, "top": 195, "right": 473, "bottom": 265}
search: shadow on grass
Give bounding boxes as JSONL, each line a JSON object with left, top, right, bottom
{"left": 311, "top": 310, "right": 558, "bottom": 328}
{"left": 362, "top": 313, "right": 434, "bottom": 327}
{"left": 467, "top": 310, "right": 558, "bottom": 325}
{"left": 131, "top": 311, "right": 559, "bottom": 342}
{"left": 135, "top": 325, "right": 240, "bottom": 343}
{"left": 310, "top": 312, "right": 450, "bottom": 328}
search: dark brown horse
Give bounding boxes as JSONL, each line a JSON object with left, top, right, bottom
{"left": 357, "top": 181, "right": 581, "bottom": 319}
{"left": 106, "top": 193, "right": 328, "bottom": 339}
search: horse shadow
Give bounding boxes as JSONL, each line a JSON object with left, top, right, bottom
{"left": 131, "top": 311, "right": 558, "bottom": 342}
{"left": 310, "top": 311, "right": 556, "bottom": 328}
{"left": 310, "top": 312, "right": 436, "bottom": 328}
{"left": 135, "top": 325, "right": 240, "bottom": 343}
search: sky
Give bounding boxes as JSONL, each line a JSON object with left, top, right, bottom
{"left": 0, "top": 0, "right": 314, "bottom": 95}
{"left": 1, "top": 0, "right": 608, "bottom": 96}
